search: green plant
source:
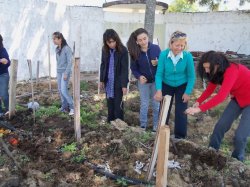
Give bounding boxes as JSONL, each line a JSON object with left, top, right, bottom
{"left": 44, "top": 172, "right": 53, "bottom": 182}
{"left": 244, "top": 160, "right": 250, "bottom": 166}
{"left": 246, "top": 137, "right": 250, "bottom": 153}
{"left": 138, "top": 131, "right": 153, "bottom": 143}
{"left": 19, "top": 154, "right": 30, "bottom": 164}
{"left": 61, "top": 142, "right": 77, "bottom": 153}
{"left": 71, "top": 145, "right": 89, "bottom": 163}
{"left": 220, "top": 139, "right": 231, "bottom": 156}
{"left": 116, "top": 177, "right": 128, "bottom": 186}
{"left": 80, "top": 81, "right": 88, "bottom": 91}
{"left": 80, "top": 106, "right": 98, "bottom": 129}
{"left": 36, "top": 105, "right": 68, "bottom": 119}
{"left": 0, "top": 155, "right": 5, "bottom": 166}
{"left": 15, "top": 105, "right": 26, "bottom": 111}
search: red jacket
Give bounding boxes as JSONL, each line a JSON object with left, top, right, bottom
{"left": 197, "top": 63, "right": 250, "bottom": 112}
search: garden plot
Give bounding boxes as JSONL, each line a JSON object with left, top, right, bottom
{"left": 0, "top": 80, "right": 250, "bottom": 187}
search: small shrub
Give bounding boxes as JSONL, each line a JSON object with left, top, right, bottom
{"left": 80, "top": 81, "right": 88, "bottom": 91}
{"left": 246, "top": 138, "right": 250, "bottom": 153}
{"left": 0, "top": 155, "right": 5, "bottom": 166}
{"left": 116, "top": 177, "right": 128, "bottom": 187}
{"left": 61, "top": 142, "right": 77, "bottom": 153}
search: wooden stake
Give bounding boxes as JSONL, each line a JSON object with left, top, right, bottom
{"left": 36, "top": 60, "right": 40, "bottom": 85}
{"left": 27, "top": 59, "right": 35, "bottom": 125}
{"left": 156, "top": 126, "right": 170, "bottom": 187}
{"left": 127, "top": 55, "right": 132, "bottom": 94}
{"left": 48, "top": 36, "right": 52, "bottom": 94}
{"left": 147, "top": 95, "right": 172, "bottom": 181}
{"left": 8, "top": 59, "right": 18, "bottom": 119}
{"left": 73, "top": 58, "right": 81, "bottom": 142}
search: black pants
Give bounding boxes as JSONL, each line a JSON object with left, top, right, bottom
{"left": 162, "top": 83, "right": 188, "bottom": 139}
{"left": 107, "top": 87, "right": 124, "bottom": 122}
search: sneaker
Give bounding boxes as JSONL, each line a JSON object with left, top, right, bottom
{"left": 69, "top": 109, "right": 74, "bottom": 116}
{"left": 59, "top": 107, "right": 67, "bottom": 113}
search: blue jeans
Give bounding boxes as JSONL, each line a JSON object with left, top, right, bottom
{"left": 0, "top": 73, "right": 9, "bottom": 113}
{"left": 209, "top": 99, "right": 250, "bottom": 161}
{"left": 57, "top": 72, "right": 74, "bottom": 110}
{"left": 138, "top": 81, "right": 160, "bottom": 129}
{"left": 162, "top": 83, "right": 188, "bottom": 139}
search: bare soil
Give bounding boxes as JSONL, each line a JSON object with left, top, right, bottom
{"left": 0, "top": 75, "right": 250, "bottom": 187}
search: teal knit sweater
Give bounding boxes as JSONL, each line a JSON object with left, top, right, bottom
{"left": 155, "top": 48, "right": 195, "bottom": 95}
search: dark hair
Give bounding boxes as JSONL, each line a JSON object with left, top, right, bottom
{"left": 198, "top": 51, "right": 231, "bottom": 84}
{"left": 103, "top": 29, "right": 124, "bottom": 55}
{"left": 0, "top": 34, "right": 3, "bottom": 48}
{"left": 127, "top": 28, "right": 148, "bottom": 61}
{"left": 53, "top": 32, "right": 68, "bottom": 49}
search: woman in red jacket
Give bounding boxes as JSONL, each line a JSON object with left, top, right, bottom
{"left": 186, "top": 51, "right": 250, "bottom": 161}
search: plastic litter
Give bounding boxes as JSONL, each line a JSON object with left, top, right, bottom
{"left": 134, "top": 161, "right": 144, "bottom": 174}
{"left": 168, "top": 160, "right": 181, "bottom": 169}
{"left": 27, "top": 102, "right": 40, "bottom": 110}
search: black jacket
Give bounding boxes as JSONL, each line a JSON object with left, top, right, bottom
{"left": 100, "top": 46, "right": 129, "bottom": 89}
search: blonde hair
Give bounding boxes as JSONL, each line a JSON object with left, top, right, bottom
{"left": 168, "top": 31, "right": 187, "bottom": 50}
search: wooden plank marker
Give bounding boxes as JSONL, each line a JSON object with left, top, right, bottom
{"left": 156, "top": 126, "right": 170, "bottom": 187}
{"left": 73, "top": 57, "right": 81, "bottom": 142}
{"left": 48, "top": 36, "right": 52, "bottom": 94}
{"left": 8, "top": 59, "right": 18, "bottom": 119}
{"left": 147, "top": 95, "right": 172, "bottom": 183}
{"left": 27, "top": 59, "right": 36, "bottom": 125}
{"left": 36, "top": 60, "right": 40, "bottom": 85}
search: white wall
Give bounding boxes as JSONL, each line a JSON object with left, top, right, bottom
{"left": 104, "top": 11, "right": 250, "bottom": 55}
{"left": 0, "top": 0, "right": 249, "bottom": 80}
{"left": 0, "top": 0, "right": 103, "bottom": 80}
{"left": 163, "top": 11, "right": 250, "bottom": 54}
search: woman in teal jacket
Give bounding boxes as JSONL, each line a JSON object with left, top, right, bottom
{"left": 154, "top": 31, "right": 195, "bottom": 139}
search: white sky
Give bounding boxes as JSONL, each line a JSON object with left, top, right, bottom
{"left": 47, "top": 0, "right": 250, "bottom": 10}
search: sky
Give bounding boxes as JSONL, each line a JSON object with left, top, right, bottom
{"left": 47, "top": 0, "right": 250, "bottom": 10}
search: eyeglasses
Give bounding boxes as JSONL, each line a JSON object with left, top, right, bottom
{"left": 172, "top": 32, "right": 187, "bottom": 39}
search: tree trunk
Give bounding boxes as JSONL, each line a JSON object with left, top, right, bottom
{"left": 144, "top": 0, "right": 156, "bottom": 42}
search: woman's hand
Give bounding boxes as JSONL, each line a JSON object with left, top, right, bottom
{"left": 154, "top": 90, "right": 162, "bottom": 101}
{"left": 139, "top": 76, "right": 147, "bottom": 84}
{"left": 182, "top": 94, "right": 190, "bottom": 103}
{"left": 0, "top": 58, "right": 8, "bottom": 65}
{"left": 122, "top": 87, "right": 127, "bottom": 95}
{"left": 63, "top": 74, "right": 68, "bottom": 81}
{"left": 193, "top": 102, "right": 200, "bottom": 107}
{"left": 185, "top": 107, "right": 201, "bottom": 115}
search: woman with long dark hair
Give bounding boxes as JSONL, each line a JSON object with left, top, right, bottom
{"left": 52, "top": 32, "right": 74, "bottom": 116}
{"left": 100, "top": 29, "right": 129, "bottom": 122}
{"left": 0, "top": 34, "right": 10, "bottom": 116}
{"left": 127, "top": 28, "right": 161, "bottom": 131}
{"left": 186, "top": 51, "right": 250, "bottom": 161}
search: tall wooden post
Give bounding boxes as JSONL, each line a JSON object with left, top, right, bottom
{"left": 48, "top": 36, "right": 52, "bottom": 93}
{"left": 73, "top": 58, "right": 81, "bottom": 142}
{"left": 147, "top": 95, "right": 172, "bottom": 181}
{"left": 8, "top": 59, "right": 18, "bottom": 119}
{"left": 27, "top": 59, "right": 35, "bottom": 125}
{"left": 156, "top": 126, "right": 170, "bottom": 187}
{"left": 36, "top": 60, "right": 40, "bottom": 85}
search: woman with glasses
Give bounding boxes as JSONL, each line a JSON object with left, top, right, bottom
{"left": 100, "top": 29, "right": 129, "bottom": 123}
{"left": 186, "top": 51, "right": 250, "bottom": 161}
{"left": 52, "top": 32, "right": 74, "bottom": 116}
{"left": 0, "top": 34, "right": 10, "bottom": 117}
{"left": 127, "top": 28, "right": 161, "bottom": 132}
{"left": 154, "top": 31, "right": 195, "bottom": 139}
